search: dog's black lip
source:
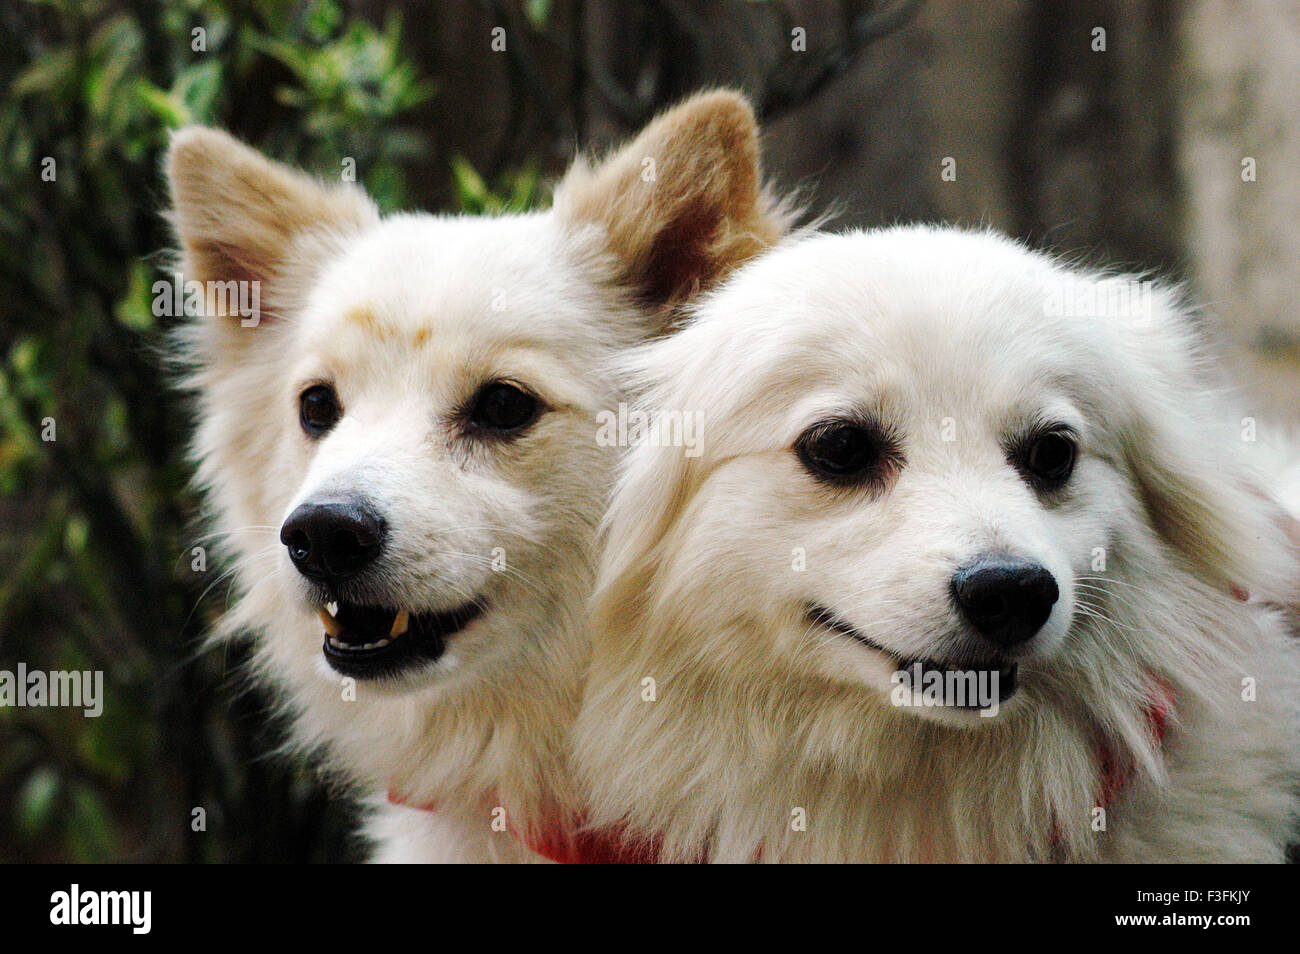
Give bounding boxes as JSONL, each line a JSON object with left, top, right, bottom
{"left": 320, "top": 599, "right": 485, "bottom": 680}
{"left": 805, "top": 603, "right": 1018, "bottom": 705}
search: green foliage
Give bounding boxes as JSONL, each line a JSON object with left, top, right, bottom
{"left": 0, "top": 0, "right": 449, "bottom": 863}
{"left": 247, "top": 8, "right": 435, "bottom": 209}
{"left": 523, "top": 0, "right": 553, "bottom": 30}
{"left": 450, "top": 155, "right": 543, "bottom": 215}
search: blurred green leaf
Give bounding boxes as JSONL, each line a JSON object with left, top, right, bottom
{"left": 113, "top": 260, "right": 155, "bottom": 332}
{"left": 135, "top": 80, "right": 190, "bottom": 127}
{"left": 525, "top": 0, "right": 553, "bottom": 30}
{"left": 451, "top": 155, "right": 489, "bottom": 210}
{"left": 68, "top": 782, "right": 118, "bottom": 861}
{"left": 16, "top": 767, "right": 59, "bottom": 838}
{"left": 11, "top": 48, "right": 77, "bottom": 98}
{"left": 451, "top": 156, "right": 544, "bottom": 215}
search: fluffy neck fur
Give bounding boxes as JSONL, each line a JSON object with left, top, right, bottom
{"left": 577, "top": 510, "right": 1275, "bottom": 863}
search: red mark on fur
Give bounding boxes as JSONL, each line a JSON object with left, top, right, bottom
{"left": 521, "top": 825, "right": 662, "bottom": 865}
{"left": 386, "top": 787, "right": 439, "bottom": 813}
{"left": 1095, "top": 680, "right": 1173, "bottom": 811}
{"left": 386, "top": 787, "right": 661, "bottom": 864}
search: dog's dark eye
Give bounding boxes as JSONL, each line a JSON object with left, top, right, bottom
{"left": 796, "top": 420, "right": 890, "bottom": 486}
{"left": 1023, "top": 430, "right": 1077, "bottom": 487}
{"left": 467, "top": 381, "right": 540, "bottom": 435}
{"left": 299, "top": 384, "right": 341, "bottom": 437}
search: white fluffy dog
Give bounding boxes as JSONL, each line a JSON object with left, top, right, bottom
{"left": 165, "top": 92, "right": 788, "bottom": 862}
{"left": 575, "top": 225, "right": 1300, "bottom": 862}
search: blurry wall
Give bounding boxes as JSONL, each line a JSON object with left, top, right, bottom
{"left": 410, "top": 0, "right": 1295, "bottom": 420}
{"left": 1180, "top": 0, "right": 1300, "bottom": 425}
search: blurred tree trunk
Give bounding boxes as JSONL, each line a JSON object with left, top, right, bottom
{"left": 1179, "top": 0, "right": 1300, "bottom": 425}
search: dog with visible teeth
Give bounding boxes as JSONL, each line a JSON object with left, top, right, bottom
{"left": 166, "top": 91, "right": 789, "bottom": 861}
{"left": 574, "top": 225, "right": 1300, "bottom": 862}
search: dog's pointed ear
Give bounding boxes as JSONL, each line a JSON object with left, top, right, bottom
{"left": 553, "top": 90, "right": 789, "bottom": 321}
{"left": 166, "top": 127, "right": 378, "bottom": 324}
{"left": 1114, "top": 284, "right": 1296, "bottom": 600}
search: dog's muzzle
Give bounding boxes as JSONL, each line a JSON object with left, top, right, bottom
{"left": 281, "top": 497, "right": 485, "bottom": 679}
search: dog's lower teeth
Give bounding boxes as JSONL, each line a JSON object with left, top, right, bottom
{"left": 327, "top": 636, "right": 394, "bottom": 652}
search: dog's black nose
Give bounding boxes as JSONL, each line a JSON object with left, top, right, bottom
{"left": 951, "top": 557, "right": 1058, "bottom": 647}
{"left": 280, "top": 499, "right": 385, "bottom": 582}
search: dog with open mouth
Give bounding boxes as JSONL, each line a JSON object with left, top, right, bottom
{"left": 575, "top": 225, "right": 1300, "bottom": 862}
{"left": 166, "top": 91, "right": 789, "bottom": 861}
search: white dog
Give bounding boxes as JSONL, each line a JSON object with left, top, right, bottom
{"left": 575, "top": 225, "right": 1300, "bottom": 862}
{"left": 166, "top": 91, "right": 788, "bottom": 862}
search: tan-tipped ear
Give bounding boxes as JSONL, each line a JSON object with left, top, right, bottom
{"left": 553, "top": 90, "right": 790, "bottom": 316}
{"left": 166, "top": 127, "right": 378, "bottom": 323}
